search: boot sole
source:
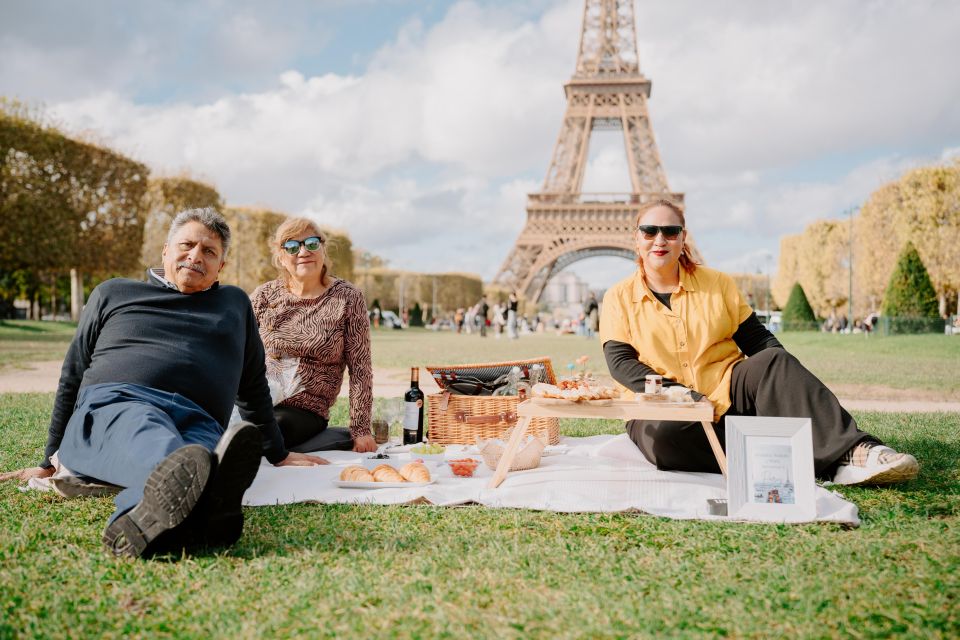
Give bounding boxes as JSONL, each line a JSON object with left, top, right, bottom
{"left": 203, "top": 422, "right": 263, "bottom": 547}
{"left": 103, "top": 444, "right": 212, "bottom": 558}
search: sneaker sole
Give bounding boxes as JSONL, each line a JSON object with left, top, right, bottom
{"left": 203, "top": 422, "right": 263, "bottom": 547}
{"left": 103, "top": 444, "right": 212, "bottom": 558}
{"left": 833, "top": 456, "right": 919, "bottom": 486}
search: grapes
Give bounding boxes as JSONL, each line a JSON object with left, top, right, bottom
{"left": 410, "top": 443, "right": 445, "bottom": 455}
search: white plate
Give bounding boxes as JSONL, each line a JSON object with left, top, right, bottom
{"left": 334, "top": 479, "right": 435, "bottom": 489}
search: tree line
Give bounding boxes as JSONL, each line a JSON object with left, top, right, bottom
{"left": 772, "top": 161, "right": 960, "bottom": 323}
{"left": 1, "top": 102, "right": 483, "bottom": 321}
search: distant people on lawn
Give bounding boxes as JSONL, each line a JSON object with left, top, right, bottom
{"left": 0, "top": 208, "right": 324, "bottom": 559}
{"left": 600, "top": 199, "right": 918, "bottom": 486}
{"left": 584, "top": 292, "right": 599, "bottom": 338}
{"left": 477, "top": 295, "right": 489, "bottom": 337}
{"left": 251, "top": 217, "right": 376, "bottom": 455}
{"left": 507, "top": 291, "right": 520, "bottom": 339}
{"left": 492, "top": 302, "right": 506, "bottom": 338}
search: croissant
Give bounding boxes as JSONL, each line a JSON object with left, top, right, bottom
{"left": 340, "top": 466, "right": 375, "bottom": 482}
{"left": 372, "top": 464, "right": 406, "bottom": 483}
{"left": 399, "top": 462, "right": 431, "bottom": 483}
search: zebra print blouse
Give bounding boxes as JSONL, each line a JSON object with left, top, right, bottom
{"left": 251, "top": 277, "right": 373, "bottom": 439}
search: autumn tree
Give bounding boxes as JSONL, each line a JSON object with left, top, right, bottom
{"left": 795, "top": 219, "right": 850, "bottom": 318}
{"left": 772, "top": 235, "right": 801, "bottom": 309}
{"left": 853, "top": 181, "right": 904, "bottom": 315}
{"left": 1, "top": 101, "right": 148, "bottom": 319}
{"left": 221, "top": 207, "right": 286, "bottom": 293}
{"left": 354, "top": 269, "right": 483, "bottom": 318}
{"left": 896, "top": 164, "right": 960, "bottom": 316}
{"left": 730, "top": 272, "right": 772, "bottom": 310}
{"left": 141, "top": 176, "right": 222, "bottom": 270}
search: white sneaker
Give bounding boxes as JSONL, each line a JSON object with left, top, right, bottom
{"left": 832, "top": 442, "right": 919, "bottom": 486}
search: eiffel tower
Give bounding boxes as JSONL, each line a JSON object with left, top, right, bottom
{"left": 494, "top": 0, "right": 682, "bottom": 301}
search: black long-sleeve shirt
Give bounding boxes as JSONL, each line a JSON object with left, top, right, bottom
{"left": 603, "top": 310, "right": 782, "bottom": 400}
{"left": 42, "top": 271, "right": 287, "bottom": 467}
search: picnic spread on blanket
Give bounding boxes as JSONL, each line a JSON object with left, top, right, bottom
{"left": 26, "top": 357, "right": 860, "bottom": 526}
{"left": 241, "top": 358, "right": 857, "bottom": 526}
{"left": 241, "top": 433, "right": 858, "bottom": 526}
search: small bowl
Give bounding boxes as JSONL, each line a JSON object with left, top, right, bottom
{"left": 448, "top": 458, "right": 480, "bottom": 478}
{"left": 409, "top": 445, "right": 447, "bottom": 461}
{"left": 408, "top": 453, "right": 446, "bottom": 463}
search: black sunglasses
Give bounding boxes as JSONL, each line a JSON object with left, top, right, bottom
{"left": 282, "top": 236, "right": 324, "bottom": 255}
{"left": 637, "top": 225, "right": 684, "bottom": 240}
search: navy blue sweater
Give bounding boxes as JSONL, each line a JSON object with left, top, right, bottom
{"left": 42, "top": 273, "right": 287, "bottom": 467}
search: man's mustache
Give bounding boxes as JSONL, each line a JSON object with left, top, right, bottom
{"left": 176, "top": 261, "right": 206, "bottom": 275}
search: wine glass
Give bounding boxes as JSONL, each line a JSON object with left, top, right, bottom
{"left": 381, "top": 398, "right": 405, "bottom": 444}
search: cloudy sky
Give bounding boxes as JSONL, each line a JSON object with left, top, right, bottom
{"left": 3, "top": 0, "right": 959, "bottom": 289}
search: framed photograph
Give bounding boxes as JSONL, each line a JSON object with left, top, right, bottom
{"left": 726, "top": 416, "right": 816, "bottom": 522}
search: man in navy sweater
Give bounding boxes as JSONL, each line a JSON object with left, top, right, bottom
{"left": 1, "top": 208, "right": 325, "bottom": 558}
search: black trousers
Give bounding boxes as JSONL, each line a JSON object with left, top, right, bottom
{"left": 274, "top": 405, "right": 354, "bottom": 453}
{"left": 626, "top": 348, "right": 878, "bottom": 479}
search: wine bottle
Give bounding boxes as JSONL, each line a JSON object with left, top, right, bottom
{"left": 403, "top": 367, "right": 425, "bottom": 445}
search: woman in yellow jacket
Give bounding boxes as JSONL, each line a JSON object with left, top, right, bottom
{"left": 600, "top": 199, "right": 917, "bottom": 486}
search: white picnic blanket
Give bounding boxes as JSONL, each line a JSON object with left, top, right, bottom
{"left": 244, "top": 434, "right": 860, "bottom": 526}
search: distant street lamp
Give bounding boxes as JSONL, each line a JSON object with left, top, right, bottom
{"left": 765, "top": 254, "right": 772, "bottom": 314}
{"left": 847, "top": 206, "right": 856, "bottom": 328}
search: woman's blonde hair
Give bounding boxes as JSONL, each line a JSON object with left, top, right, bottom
{"left": 271, "top": 216, "right": 332, "bottom": 285}
{"left": 634, "top": 199, "right": 703, "bottom": 275}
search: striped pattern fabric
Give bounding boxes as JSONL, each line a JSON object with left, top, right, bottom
{"left": 251, "top": 278, "right": 373, "bottom": 439}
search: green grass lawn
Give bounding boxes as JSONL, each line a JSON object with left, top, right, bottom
{"left": 1, "top": 393, "right": 958, "bottom": 637}
{"left": 3, "top": 320, "right": 960, "bottom": 399}
{"left": 778, "top": 332, "right": 960, "bottom": 396}
{"left": 0, "top": 320, "right": 78, "bottom": 370}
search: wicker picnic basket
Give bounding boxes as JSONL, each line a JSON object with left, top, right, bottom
{"left": 426, "top": 358, "right": 560, "bottom": 445}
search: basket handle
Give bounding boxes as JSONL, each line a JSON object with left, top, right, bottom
{"left": 454, "top": 411, "right": 516, "bottom": 425}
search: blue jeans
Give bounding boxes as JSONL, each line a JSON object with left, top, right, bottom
{"left": 58, "top": 383, "right": 224, "bottom": 523}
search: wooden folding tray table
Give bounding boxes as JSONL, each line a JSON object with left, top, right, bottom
{"left": 487, "top": 398, "right": 726, "bottom": 488}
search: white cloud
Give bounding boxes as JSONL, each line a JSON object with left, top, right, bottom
{"left": 6, "top": 0, "right": 959, "bottom": 286}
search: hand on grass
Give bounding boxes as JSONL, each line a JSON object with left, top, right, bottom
{"left": 352, "top": 435, "right": 378, "bottom": 453}
{"left": 0, "top": 466, "right": 55, "bottom": 484}
{"left": 275, "top": 452, "right": 328, "bottom": 467}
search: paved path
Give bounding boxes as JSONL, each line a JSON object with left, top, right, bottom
{"left": 3, "top": 360, "right": 959, "bottom": 413}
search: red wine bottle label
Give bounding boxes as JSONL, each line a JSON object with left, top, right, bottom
{"left": 402, "top": 401, "right": 420, "bottom": 430}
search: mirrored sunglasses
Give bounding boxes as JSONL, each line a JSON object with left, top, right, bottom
{"left": 282, "top": 236, "right": 324, "bottom": 255}
{"left": 637, "top": 225, "right": 683, "bottom": 240}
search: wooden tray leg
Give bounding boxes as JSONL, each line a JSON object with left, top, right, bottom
{"left": 487, "top": 417, "right": 532, "bottom": 489}
{"left": 701, "top": 420, "right": 727, "bottom": 476}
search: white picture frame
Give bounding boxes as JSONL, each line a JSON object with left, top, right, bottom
{"left": 726, "top": 416, "right": 816, "bottom": 523}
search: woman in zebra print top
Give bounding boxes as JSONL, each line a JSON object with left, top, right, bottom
{"left": 251, "top": 217, "right": 377, "bottom": 455}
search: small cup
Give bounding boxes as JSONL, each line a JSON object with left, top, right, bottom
{"left": 644, "top": 374, "right": 663, "bottom": 395}
{"left": 372, "top": 419, "right": 390, "bottom": 444}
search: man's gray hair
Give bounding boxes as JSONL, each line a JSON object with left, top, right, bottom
{"left": 166, "top": 207, "right": 231, "bottom": 259}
